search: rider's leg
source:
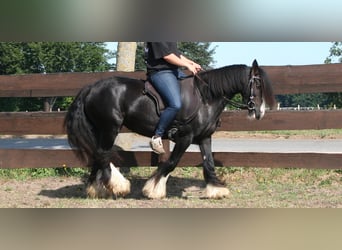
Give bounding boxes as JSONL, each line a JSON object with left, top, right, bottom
{"left": 149, "top": 69, "right": 182, "bottom": 154}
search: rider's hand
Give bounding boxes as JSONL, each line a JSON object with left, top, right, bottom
{"left": 187, "top": 63, "right": 202, "bottom": 75}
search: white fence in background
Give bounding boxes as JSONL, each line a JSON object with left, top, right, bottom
{"left": 277, "top": 103, "right": 337, "bottom": 111}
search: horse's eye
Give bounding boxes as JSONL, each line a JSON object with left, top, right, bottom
{"left": 255, "top": 81, "right": 261, "bottom": 88}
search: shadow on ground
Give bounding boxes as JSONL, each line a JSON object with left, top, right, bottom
{"left": 38, "top": 176, "right": 205, "bottom": 200}
{"left": 38, "top": 183, "right": 86, "bottom": 199}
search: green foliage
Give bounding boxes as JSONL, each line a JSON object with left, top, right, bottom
{"left": 270, "top": 42, "right": 342, "bottom": 109}
{"left": 54, "top": 97, "right": 75, "bottom": 111}
{"left": 135, "top": 42, "right": 146, "bottom": 71}
{"left": 0, "top": 43, "right": 25, "bottom": 75}
{"left": 0, "top": 42, "right": 113, "bottom": 74}
{"left": 20, "top": 42, "right": 113, "bottom": 73}
{"left": 134, "top": 42, "right": 216, "bottom": 71}
{"left": 276, "top": 93, "right": 333, "bottom": 109}
{"left": 325, "top": 42, "right": 342, "bottom": 63}
{"left": 0, "top": 42, "right": 114, "bottom": 111}
{"left": 0, "top": 97, "right": 44, "bottom": 112}
{"left": 178, "top": 42, "right": 216, "bottom": 69}
{"left": 322, "top": 42, "right": 342, "bottom": 108}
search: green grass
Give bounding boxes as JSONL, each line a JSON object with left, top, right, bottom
{"left": 221, "top": 167, "right": 342, "bottom": 208}
{"left": 246, "top": 129, "right": 342, "bottom": 138}
{"left": 0, "top": 167, "right": 87, "bottom": 180}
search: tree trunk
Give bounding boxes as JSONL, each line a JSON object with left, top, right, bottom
{"left": 116, "top": 42, "right": 137, "bottom": 72}
{"left": 115, "top": 42, "right": 138, "bottom": 156}
{"left": 43, "top": 97, "right": 56, "bottom": 112}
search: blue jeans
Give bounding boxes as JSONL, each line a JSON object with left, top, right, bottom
{"left": 150, "top": 69, "right": 187, "bottom": 137}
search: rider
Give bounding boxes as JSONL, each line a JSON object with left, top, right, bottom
{"left": 146, "top": 42, "right": 202, "bottom": 154}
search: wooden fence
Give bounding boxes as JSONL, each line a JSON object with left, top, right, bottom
{"left": 1, "top": 64, "right": 342, "bottom": 169}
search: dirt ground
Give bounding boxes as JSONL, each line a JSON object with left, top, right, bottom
{"left": 1, "top": 131, "right": 341, "bottom": 208}
{"left": 1, "top": 167, "right": 341, "bottom": 208}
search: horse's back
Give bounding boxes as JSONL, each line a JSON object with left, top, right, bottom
{"left": 92, "top": 76, "right": 144, "bottom": 92}
{"left": 86, "top": 76, "right": 144, "bottom": 102}
{"left": 83, "top": 76, "right": 145, "bottom": 119}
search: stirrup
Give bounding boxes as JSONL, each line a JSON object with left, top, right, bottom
{"left": 150, "top": 136, "right": 166, "bottom": 154}
{"left": 168, "top": 128, "right": 178, "bottom": 140}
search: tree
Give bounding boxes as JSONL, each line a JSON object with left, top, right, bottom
{"left": 116, "top": 42, "right": 137, "bottom": 72}
{"left": 178, "top": 42, "right": 216, "bottom": 69}
{"left": 135, "top": 42, "right": 146, "bottom": 71}
{"left": 19, "top": 42, "right": 112, "bottom": 73}
{"left": 0, "top": 42, "right": 114, "bottom": 111}
{"left": 0, "top": 43, "right": 25, "bottom": 75}
{"left": 134, "top": 42, "right": 216, "bottom": 71}
{"left": 276, "top": 42, "right": 342, "bottom": 109}
{"left": 324, "top": 42, "right": 342, "bottom": 108}
{"left": 325, "top": 42, "right": 342, "bottom": 64}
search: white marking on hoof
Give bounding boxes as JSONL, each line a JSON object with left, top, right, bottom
{"left": 86, "top": 170, "right": 111, "bottom": 199}
{"left": 108, "top": 163, "right": 131, "bottom": 197}
{"left": 205, "top": 184, "right": 230, "bottom": 199}
{"left": 142, "top": 174, "right": 169, "bottom": 199}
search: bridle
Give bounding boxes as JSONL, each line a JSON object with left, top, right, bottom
{"left": 194, "top": 73, "right": 261, "bottom": 111}
{"left": 245, "top": 75, "right": 261, "bottom": 111}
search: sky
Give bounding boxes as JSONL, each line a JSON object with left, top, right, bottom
{"left": 107, "top": 42, "right": 334, "bottom": 68}
{"left": 210, "top": 42, "right": 333, "bottom": 67}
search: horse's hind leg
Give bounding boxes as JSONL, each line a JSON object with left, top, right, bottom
{"left": 87, "top": 162, "right": 131, "bottom": 199}
{"left": 86, "top": 129, "right": 130, "bottom": 199}
{"left": 199, "top": 137, "right": 230, "bottom": 199}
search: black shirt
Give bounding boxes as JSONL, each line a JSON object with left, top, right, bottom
{"left": 146, "top": 42, "right": 181, "bottom": 74}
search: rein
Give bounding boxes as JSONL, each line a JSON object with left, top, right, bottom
{"left": 224, "top": 97, "right": 249, "bottom": 110}
{"left": 194, "top": 73, "right": 254, "bottom": 110}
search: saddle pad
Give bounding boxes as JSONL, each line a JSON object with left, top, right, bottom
{"left": 144, "top": 77, "right": 202, "bottom": 123}
{"left": 144, "top": 81, "right": 165, "bottom": 113}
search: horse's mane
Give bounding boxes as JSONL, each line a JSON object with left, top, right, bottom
{"left": 194, "top": 65, "right": 249, "bottom": 101}
{"left": 194, "top": 64, "right": 276, "bottom": 108}
{"left": 258, "top": 67, "right": 276, "bottom": 109}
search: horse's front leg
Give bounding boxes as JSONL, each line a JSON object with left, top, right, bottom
{"left": 199, "top": 137, "right": 230, "bottom": 199}
{"left": 143, "top": 137, "right": 192, "bottom": 199}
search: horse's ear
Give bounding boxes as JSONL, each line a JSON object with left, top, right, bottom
{"left": 251, "top": 59, "right": 259, "bottom": 76}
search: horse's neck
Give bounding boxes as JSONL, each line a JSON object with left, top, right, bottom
{"left": 206, "top": 69, "right": 247, "bottom": 99}
{"left": 226, "top": 70, "right": 248, "bottom": 98}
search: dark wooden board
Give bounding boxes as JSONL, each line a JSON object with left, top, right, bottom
{"left": 1, "top": 64, "right": 342, "bottom": 97}
{"left": 1, "top": 110, "right": 342, "bottom": 135}
{"left": 0, "top": 149, "right": 341, "bottom": 169}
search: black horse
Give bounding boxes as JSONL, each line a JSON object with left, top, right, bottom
{"left": 65, "top": 60, "right": 275, "bottom": 199}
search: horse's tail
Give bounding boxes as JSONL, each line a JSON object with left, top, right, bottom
{"left": 64, "top": 85, "right": 97, "bottom": 166}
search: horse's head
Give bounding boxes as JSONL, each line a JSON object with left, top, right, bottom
{"left": 244, "top": 60, "right": 276, "bottom": 120}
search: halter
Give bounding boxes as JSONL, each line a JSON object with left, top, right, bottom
{"left": 194, "top": 73, "right": 260, "bottom": 111}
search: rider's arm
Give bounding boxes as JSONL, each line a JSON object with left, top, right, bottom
{"left": 163, "top": 53, "right": 202, "bottom": 75}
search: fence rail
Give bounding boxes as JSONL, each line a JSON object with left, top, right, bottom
{"left": 1, "top": 64, "right": 342, "bottom": 97}
{"left": 1, "top": 109, "right": 342, "bottom": 135}
{"left": 1, "top": 63, "right": 342, "bottom": 169}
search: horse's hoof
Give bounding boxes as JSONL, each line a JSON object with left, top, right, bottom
{"left": 205, "top": 184, "right": 230, "bottom": 199}
{"left": 86, "top": 164, "right": 131, "bottom": 199}
{"left": 86, "top": 182, "right": 111, "bottom": 199}
{"left": 108, "top": 163, "right": 131, "bottom": 197}
{"left": 142, "top": 174, "right": 169, "bottom": 199}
